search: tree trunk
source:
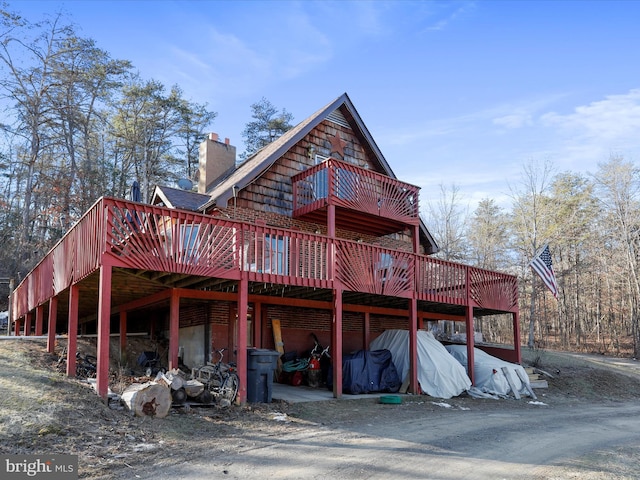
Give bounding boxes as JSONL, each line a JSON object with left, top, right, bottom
{"left": 122, "top": 382, "right": 171, "bottom": 418}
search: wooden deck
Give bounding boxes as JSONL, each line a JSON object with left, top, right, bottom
{"left": 11, "top": 197, "right": 518, "bottom": 320}
{"left": 10, "top": 197, "right": 520, "bottom": 402}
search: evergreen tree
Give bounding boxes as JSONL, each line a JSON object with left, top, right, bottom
{"left": 240, "top": 97, "right": 293, "bottom": 161}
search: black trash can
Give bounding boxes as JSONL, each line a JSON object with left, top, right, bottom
{"left": 247, "top": 349, "right": 280, "bottom": 403}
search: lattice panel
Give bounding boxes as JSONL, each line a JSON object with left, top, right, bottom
{"left": 335, "top": 241, "right": 413, "bottom": 298}
{"left": 469, "top": 268, "right": 519, "bottom": 311}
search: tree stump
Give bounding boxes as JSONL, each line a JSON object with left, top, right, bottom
{"left": 122, "top": 382, "right": 171, "bottom": 418}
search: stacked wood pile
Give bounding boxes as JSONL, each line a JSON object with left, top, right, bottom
{"left": 122, "top": 369, "right": 212, "bottom": 417}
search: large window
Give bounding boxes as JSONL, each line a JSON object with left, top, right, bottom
{"left": 244, "top": 233, "right": 289, "bottom": 275}
{"left": 180, "top": 225, "right": 200, "bottom": 260}
{"left": 264, "top": 234, "right": 289, "bottom": 275}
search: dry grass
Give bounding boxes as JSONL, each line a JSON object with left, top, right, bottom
{"left": 2, "top": 338, "right": 640, "bottom": 478}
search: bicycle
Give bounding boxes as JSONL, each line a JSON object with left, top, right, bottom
{"left": 76, "top": 352, "right": 97, "bottom": 378}
{"left": 282, "top": 335, "right": 331, "bottom": 387}
{"left": 192, "top": 348, "right": 239, "bottom": 403}
{"left": 56, "top": 346, "right": 97, "bottom": 378}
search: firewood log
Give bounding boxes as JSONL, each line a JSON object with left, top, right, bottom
{"left": 156, "top": 371, "right": 184, "bottom": 390}
{"left": 171, "top": 388, "right": 187, "bottom": 405}
{"left": 184, "top": 379, "right": 205, "bottom": 398}
{"left": 122, "top": 382, "right": 171, "bottom": 418}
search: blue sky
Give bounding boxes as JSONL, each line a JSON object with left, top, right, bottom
{"left": 11, "top": 0, "right": 640, "bottom": 210}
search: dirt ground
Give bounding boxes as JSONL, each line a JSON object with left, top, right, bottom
{"left": 1, "top": 338, "right": 640, "bottom": 479}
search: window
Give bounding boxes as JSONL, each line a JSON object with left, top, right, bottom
{"left": 313, "top": 154, "right": 329, "bottom": 199}
{"left": 179, "top": 224, "right": 200, "bottom": 260}
{"left": 265, "top": 234, "right": 289, "bottom": 275}
{"left": 244, "top": 233, "right": 289, "bottom": 275}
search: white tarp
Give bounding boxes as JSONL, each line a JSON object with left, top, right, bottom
{"left": 370, "top": 329, "right": 471, "bottom": 399}
{"left": 445, "top": 344, "right": 531, "bottom": 397}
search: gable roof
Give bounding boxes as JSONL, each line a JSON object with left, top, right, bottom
{"left": 199, "top": 92, "right": 394, "bottom": 210}
{"left": 198, "top": 92, "right": 438, "bottom": 253}
{"left": 151, "top": 185, "right": 211, "bottom": 211}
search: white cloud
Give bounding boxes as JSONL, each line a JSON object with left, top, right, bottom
{"left": 380, "top": 93, "right": 567, "bottom": 147}
{"left": 541, "top": 89, "right": 640, "bottom": 141}
{"left": 422, "top": 1, "right": 477, "bottom": 32}
{"left": 493, "top": 113, "right": 533, "bottom": 129}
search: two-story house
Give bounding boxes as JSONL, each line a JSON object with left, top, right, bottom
{"left": 10, "top": 93, "right": 520, "bottom": 403}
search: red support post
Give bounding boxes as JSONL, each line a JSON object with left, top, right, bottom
{"left": 47, "top": 296, "right": 58, "bottom": 353}
{"left": 35, "top": 305, "right": 44, "bottom": 336}
{"left": 236, "top": 275, "right": 249, "bottom": 403}
{"left": 332, "top": 286, "right": 343, "bottom": 398}
{"left": 168, "top": 290, "right": 180, "bottom": 370}
{"left": 513, "top": 311, "right": 522, "bottom": 364}
{"left": 327, "top": 204, "right": 336, "bottom": 282}
{"left": 24, "top": 311, "right": 32, "bottom": 336}
{"left": 67, "top": 284, "right": 79, "bottom": 377}
{"left": 409, "top": 297, "right": 419, "bottom": 394}
{"left": 465, "top": 305, "right": 475, "bottom": 385}
{"left": 14, "top": 318, "right": 21, "bottom": 336}
{"left": 465, "top": 266, "right": 475, "bottom": 385}
{"left": 327, "top": 204, "right": 336, "bottom": 238}
{"left": 96, "top": 264, "right": 112, "bottom": 399}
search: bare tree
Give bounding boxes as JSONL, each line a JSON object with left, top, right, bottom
{"left": 467, "top": 198, "right": 509, "bottom": 271}
{"left": 509, "top": 160, "right": 557, "bottom": 348}
{"left": 593, "top": 155, "right": 640, "bottom": 356}
{"left": 425, "top": 183, "right": 469, "bottom": 262}
{"left": 0, "top": 10, "right": 74, "bottom": 270}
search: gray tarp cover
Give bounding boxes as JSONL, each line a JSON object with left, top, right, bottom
{"left": 445, "top": 344, "right": 531, "bottom": 397}
{"left": 369, "top": 330, "right": 471, "bottom": 399}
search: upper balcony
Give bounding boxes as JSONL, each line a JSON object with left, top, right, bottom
{"left": 292, "top": 158, "right": 420, "bottom": 236}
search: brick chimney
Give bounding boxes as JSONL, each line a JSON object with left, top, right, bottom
{"left": 198, "top": 133, "right": 236, "bottom": 194}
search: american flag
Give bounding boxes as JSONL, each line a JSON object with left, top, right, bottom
{"left": 529, "top": 244, "right": 559, "bottom": 299}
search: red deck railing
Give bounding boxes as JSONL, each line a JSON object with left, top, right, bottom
{"left": 292, "top": 158, "right": 420, "bottom": 225}
{"left": 11, "top": 198, "right": 518, "bottom": 320}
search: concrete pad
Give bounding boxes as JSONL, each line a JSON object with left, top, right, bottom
{"left": 271, "top": 382, "right": 390, "bottom": 403}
